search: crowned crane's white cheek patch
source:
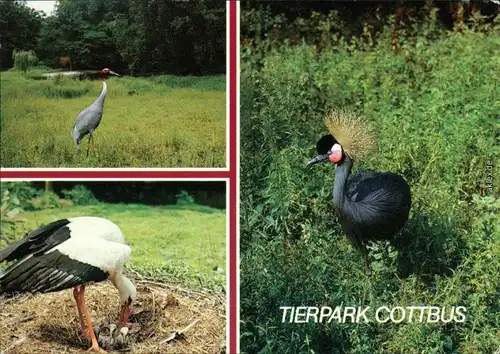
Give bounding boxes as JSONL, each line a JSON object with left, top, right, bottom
{"left": 329, "top": 143, "right": 343, "bottom": 163}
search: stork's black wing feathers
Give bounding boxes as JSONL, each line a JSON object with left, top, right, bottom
{"left": 0, "top": 219, "right": 108, "bottom": 296}
{"left": 0, "top": 219, "right": 71, "bottom": 262}
{"left": 0, "top": 250, "right": 108, "bottom": 295}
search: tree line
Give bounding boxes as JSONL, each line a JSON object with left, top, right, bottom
{"left": 0, "top": 0, "right": 225, "bottom": 75}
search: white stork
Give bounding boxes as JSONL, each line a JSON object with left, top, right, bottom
{"left": 72, "top": 68, "right": 120, "bottom": 156}
{"left": 0, "top": 217, "right": 136, "bottom": 354}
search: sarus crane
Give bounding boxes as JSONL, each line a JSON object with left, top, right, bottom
{"left": 0, "top": 217, "right": 136, "bottom": 353}
{"left": 307, "top": 110, "right": 411, "bottom": 275}
{"left": 72, "top": 68, "right": 120, "bottom": 156}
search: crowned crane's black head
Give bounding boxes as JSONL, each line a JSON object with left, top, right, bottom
{"left": 307, "top": 134, "right": 346, "bottom": 166}
{"left": 307, "top": 109, "right": 377, "bottom": 167}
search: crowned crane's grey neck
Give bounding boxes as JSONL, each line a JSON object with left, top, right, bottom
{"left": 333, "top": 154, "right": 353, "bottom": 210}
{"left": 96, "top": 80, "right": 107, "bottom": 105}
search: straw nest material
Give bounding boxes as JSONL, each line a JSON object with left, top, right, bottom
{"left": 324, "top": 109, "right": 377, "bottom": 160}
{"left": 0, "top": 276, "right": 225, "bottom": 354}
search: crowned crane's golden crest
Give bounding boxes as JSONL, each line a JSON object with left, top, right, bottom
{"left": 324, "top": 109, "right": 377, "bottom": 160}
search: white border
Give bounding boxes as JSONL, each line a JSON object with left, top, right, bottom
{"left": 1, "top": 178, "right": 227, "bottom": 182}
{"left": 235, "top": 2, "right": 241, "bottom": 353}
{"left": 225, "top": 2, "right": 231, "bottom": 350}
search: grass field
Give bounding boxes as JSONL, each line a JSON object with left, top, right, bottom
{"left": 4, "top": 202, "right": 226, "bottom": 290}
{"left": 240, "top": 20, "right": 499, "bottom": 354}
{"left": 0, "top": 70, "right": 226, "bottom": 168}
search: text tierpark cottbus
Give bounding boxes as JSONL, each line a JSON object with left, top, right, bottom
{"left": 280, "top": 306, "right": 467, "bottom": 324}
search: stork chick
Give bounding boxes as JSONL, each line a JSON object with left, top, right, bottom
{"left": 72, "top": 68, "right": 120, "bottom": 156}
{"left": 307, "top": 110, "right": 412, "bottom": 275}
{"left": 0, "top": 217, "right": 136, "bottom": 353}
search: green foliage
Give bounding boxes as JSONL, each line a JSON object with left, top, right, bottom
{"left": 12, "top": 49, "right": 39, "bottom": 74}
{"left": 35, "top": 191, "right": 62, "bottom": 209}
{"left": 240, "top": 8, "right": 499, "bottom": 354}
{"left": 0, "top": 73, "right": 226, "bottom": 167}
{"left": 0, "top": 182, "right": 39, "bottom": 247}
{"left": 61, "top": 185, "right": 99, "bottom": 205}
{"left": 176, "top": 190, "right": 195, "bottom": 205}
{"left": 32, "top": 0, "right": 225, "bottom": 75}
{"left": 0, "top": 182, "right": 38, "bottom": 210}
{"left": 0, "top": 0, "right": 42, "bottom": 69}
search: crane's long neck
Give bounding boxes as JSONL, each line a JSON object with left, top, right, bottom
{"left": 96, "top": 79, "right": 107, "bottom": 105}
{"left": 332, "top": 154, "right": 353, "bottom": 210}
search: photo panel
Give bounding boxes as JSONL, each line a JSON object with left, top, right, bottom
{"left": 1, "top": 1, "right": 227, "bottom": 169}
{"left": 239, "top": 1, "right": 498, "bottom": 353}
{"left": 1, "top": 1, "right": 238, "bottom": 353}
{"left": 0, "top": 180, "right": 228, "bottom": 353}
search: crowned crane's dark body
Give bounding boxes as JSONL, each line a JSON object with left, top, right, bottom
{"left": 308, "top": 134, "right": 411, "bottom": 274}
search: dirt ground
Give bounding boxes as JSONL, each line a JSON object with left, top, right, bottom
{"left": 0, "top": 278, "right": 225, "bottom": 354}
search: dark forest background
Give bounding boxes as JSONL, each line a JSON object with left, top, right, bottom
{"left": 31, "top": 181, "right": 226, "bottom": 208}
{"left": 0, "top": 0, "right": 225, "bottom": 75}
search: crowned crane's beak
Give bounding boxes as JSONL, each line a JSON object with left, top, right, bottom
{"left": 109, "top": 70, "right": 120, "bottom": 76}
{"left": 306, "top": 154, "right": 329, "bottom": 167}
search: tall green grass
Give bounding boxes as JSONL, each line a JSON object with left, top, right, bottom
{"left": 0, "top": 72, "right": 226, "bottom": 167}
{"left": 240, "top": 26, "right": 499, "bottom": 354}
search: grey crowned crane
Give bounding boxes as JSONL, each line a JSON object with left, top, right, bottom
{"left": 307, "top": 110, "right": 411, "bottom": 275}
{"left": 0, "top": 217, "right": 136, "bottom": 353}
{"left": 72, "top": 68, "right": 120, "bottom": 156}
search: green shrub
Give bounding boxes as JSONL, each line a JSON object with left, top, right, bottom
{"left": 36, "top": 191, "right": 62, "bottom": 209}
{"left": 12, "top": 49, "right": 38, "bottom": 74}
{"left": 176, "top": 190, "right": 195, "bottom": 205}
{"left": 61, "top": 185, "right": 98, "bottom": 205}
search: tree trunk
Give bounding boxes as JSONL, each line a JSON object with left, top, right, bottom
{"left": 45, "top": 181, "right": 53, "bottom": 192}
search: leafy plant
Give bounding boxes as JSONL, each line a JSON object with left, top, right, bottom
{"left": 12, "top": 49, "right": 39, "bottom": 74}
{"left": 61, "top": 185, "right": 98, "bottom": 205}
{"left": 176, "top": 190, "right": 195, "bottom": 205}
{"left": 36, "top": 191, "right": 62, "bottom": 209}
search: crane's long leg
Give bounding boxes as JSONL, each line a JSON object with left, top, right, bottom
{"left": 363, "top": 250, "right": 372, "bottom": 276}
{"left": 86, "top": 134, "right": 92, "bottom": 157}
{"left": 74, "top": 285, "right": 106, "bottom": 353}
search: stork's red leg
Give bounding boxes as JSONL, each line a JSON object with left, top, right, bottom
{"left": 74, "top": 285, "right": 106, "bottom": 353}
{"left": 73, "top": 286, "right": 90, "bottom": 338}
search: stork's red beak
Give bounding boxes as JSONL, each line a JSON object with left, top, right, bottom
{"left": 119, "top": 304, "right": 134, "bottom": 323}
{"left": 109, "top": 70, "right": 120, "bottom": 76}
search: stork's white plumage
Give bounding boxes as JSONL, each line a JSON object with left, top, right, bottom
{"left": 0, "top": 217, "right": 136, "bottom": 354}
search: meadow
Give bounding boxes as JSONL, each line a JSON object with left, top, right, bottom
{"left": 240, "top": 10, "right": 499, "bottom": 354}
{"left": 0, "top": 70, "right": 226, "bottom": 168}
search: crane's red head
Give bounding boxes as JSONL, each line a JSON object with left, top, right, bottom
{"left": 100, "top": 68, "right": 120, "bottom": 80}
{"left": 307, "top": 134, "right": 345, "bottom": 166}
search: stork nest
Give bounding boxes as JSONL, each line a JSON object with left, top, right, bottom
{"left": 324, "top": 109, "right": 377, "bottom": 160}
{"left": 0, "top": 277, "right": 225, "bottom": 354}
